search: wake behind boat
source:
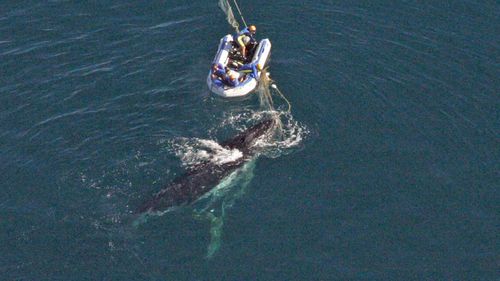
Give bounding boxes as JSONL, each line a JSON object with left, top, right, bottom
{"left": 207, "top": 25, "right": 271, "bottom": 98}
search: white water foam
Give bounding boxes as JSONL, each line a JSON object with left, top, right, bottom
{"left": 170, "top": 137, "right": 243, "bottom": 168}
{"left": 255, "top": 112, "right": 309, "bottom": 158}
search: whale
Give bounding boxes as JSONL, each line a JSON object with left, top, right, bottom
{"left": 136, "top": 118, "right": 276, "bottom": 214}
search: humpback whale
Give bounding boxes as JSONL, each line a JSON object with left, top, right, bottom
{"left": 137, "top": 118, "right": 276, "bottom": 214}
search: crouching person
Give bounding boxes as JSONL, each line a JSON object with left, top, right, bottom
{"left": 238, "top": 62, "right": 260, "bottom": 79}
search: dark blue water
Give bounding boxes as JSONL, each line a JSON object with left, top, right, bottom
{"left": 1, "top": 1, "right": 498, "bottom": 280}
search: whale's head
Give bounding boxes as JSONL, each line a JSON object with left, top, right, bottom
{"left": 221, "top": 119, "right": 276, "bottom": 153}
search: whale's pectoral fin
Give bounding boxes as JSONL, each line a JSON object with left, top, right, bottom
{"left": 206, "top": 210, "right": 224, "bottom": 259}
{"left": 192, "top": 209, "right": 224, "bottom": 259}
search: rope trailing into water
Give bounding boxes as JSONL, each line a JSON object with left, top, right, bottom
{"left": 271, "top": 84, "right": 292, "bottom": 113}
{"left": 218, "top": 0, "right": 239, "bottom": 32}
{"left": 258, "top": 69, "right": 292, "bottom": 114}
{"left": 232, "top": 0, "right": 248, "bottom": 28}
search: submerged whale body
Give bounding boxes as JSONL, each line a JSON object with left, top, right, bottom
{"left": 137, "top": 119, "right": 275, "bottom": 214}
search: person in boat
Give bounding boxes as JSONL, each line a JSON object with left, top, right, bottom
{"left": 211, "top": 63, "right": 226, "bottom": 87}
{"left": 224, "top": 66, "right": 244, "bottom": 87}
{"left": 238, "top": 62, "right": 260, "bottom": 79}
{"left": 236, "top": 25, "right": 257, "bottom": 60}
{"left": 211, "top": 63, "right": 225, "bottom": 80}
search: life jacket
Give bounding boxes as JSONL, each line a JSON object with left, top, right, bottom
{"left": 238, "top": 63, "right": 258, "bottom": 78}
{"left": 236, "top": 28, "right": 255, "bottom": 44}
{"left": 213, "top": 68, "right": 225, "bottom": 78}
{"left": 237, "top": 27, "right": 250, "bottom": 36}
{"left": 211, "top": 63, "right": 226, "bottom": 80}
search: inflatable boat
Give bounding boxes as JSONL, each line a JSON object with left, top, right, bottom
{"left": 207, "top": 34, "right": 271, "bottom": 98}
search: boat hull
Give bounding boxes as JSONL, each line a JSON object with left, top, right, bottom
{"left": 207, "top": 35, "right": 271, "bottom": 98}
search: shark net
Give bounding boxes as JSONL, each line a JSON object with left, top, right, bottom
{"left": 218, "top": 0, "right": 240, "bottom": 32}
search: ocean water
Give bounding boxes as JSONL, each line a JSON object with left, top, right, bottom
{"left": 1, "top": 1, "right": 498, "bottom": 280}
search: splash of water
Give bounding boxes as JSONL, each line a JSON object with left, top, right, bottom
{"left": 170, "top": 138, "right": 243, "bottom": 168}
